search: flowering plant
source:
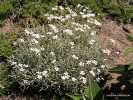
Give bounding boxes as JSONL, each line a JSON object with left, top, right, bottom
{"left": 9, "top": 5, "right": 107, "bottom": 93}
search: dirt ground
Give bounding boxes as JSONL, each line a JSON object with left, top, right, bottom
{"left": 0, "top": 20, "right": 18, "bottom": 34}
{"left": 98, "top": 17, "right": 133, "bottom": 99}
{"left": 99, "top": 17, "right": 133, "bottom": 67}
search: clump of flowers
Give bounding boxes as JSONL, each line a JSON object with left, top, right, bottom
{"left": 9, "top": 5, "right": 106, "bottom": 93}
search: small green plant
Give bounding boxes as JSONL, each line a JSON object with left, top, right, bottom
{"left": 0, "top": 0, "right": 59, "bottom": 27}
{"left": 0, "top": 32, "right": 17, "bottom": 57}
{"left": 67, "top": 0, "right": 90, "bottom": 5}
{"left": 66, "top": 76, "right": 104, "bottom": 100}
{"left": 0, "top": 15, "right": 6, "bottom": 26}
{"left": 88, "top": 0, "right": 133, "bottom": 23}
{"left": 109, "top": 47, "right": 133, "bottom": 84}
{"left": 0, "top": 64, "right": 12, "bottom": 96}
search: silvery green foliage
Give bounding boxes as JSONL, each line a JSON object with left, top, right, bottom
{"left": 10, "top": 5, "right": 106, "bottom": 93}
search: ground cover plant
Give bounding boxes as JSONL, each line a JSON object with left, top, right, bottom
{"left": 0, "top": 0, "right": 132, "bottom": 27}
{"left": 88, "top": 0, "right": 133, "bottom": 23}
{"left": 9, "top": 5, "right": 108, "bottom": 96}
{"left": 0, "top": 32, "right": 18, "bottom": 57}
{"left": 0, "top": 0, "right": 58, "bottom": 27}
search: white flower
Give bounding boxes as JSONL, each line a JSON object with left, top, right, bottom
{"left": 42, "top": 71, "right": 48, "bottom": 77}
{"left": 66, "top": 14, "right": 71, "bottom": 19}
{"left": 61, "top": 72, "right": 70, "bottom": 80}
{"left": 72, "top": 55, "right": 78, "bottom": 60}
{"left": 71, "top": 12, "right": 77, "bottom": 17}
{"left": 61, "top": 75, "right": 70, "bottom": 80}
{"left": 102, "top": 49, "right": 111, "bottom": 55}
{"left": 82, "top": 77, "right": 87, "bottom": 84}
{"left": 31, "top": 39, "right": 39, "bottom": 44}
{"left": 91, "top": 31, "right": 96, "bottom": 36}
{"left": 40, "top": 35, "right": 45, "bottom": 38}
{"left": 82, "top": 15, "right": 87, "bottom": 18}
{"left": 72, "top": 77, "right": 77, "bottom": 82}
{"left": 11, "top": 62, "right": 17, "bottom": 65}
{"left": 46, "top": 32, "right": 53, "bottom": 35}
{"left": 101, "top": 65, "right": 106, "bottom": 69}
{"left": 91, "top": 60, "right": 98, "bottom": 65}
{"left": 82, "top": 13, "right": 95, "bottom": 18}
{"left": 80, "top": 77, "right": 87, "bottom": 84}
{"left": 89, "top": 70, "right": 95, "bottom": 76}
{"left": 18, "top": 64, "right": 23, "bottom": 67}
{"left": 37, "top": 75, "right": 42, "bottom": 79}
{"left": 89, "top": 40, "right": 95, "bottom": 45}
{"left": 20, "top": 67, "right": 25, "bottom": 72}
{"left": 47, "top": 15, "right": 53, "bottom": 20}
{"left": 24, "top": 29, "right": 31, "bottom": 34}
{"left": 50, "top": 52, "right": 55, "bottom": 56}
{"left": 96, "top": 77, "right": 100, "bottom": 82}
{"left": 51, "top": 59, "right": 56, "bottom": 64}
{"left": 80, "top": 12, "right": 84, "bottom": 15}
{"left": 65, "top": 75, "right": 70, "bottom": 79}
{"left": 86, "top": 60, "right": 91, "bottom": 64}
{"left": 79, "top": 62, "right": 85, "bottom": 66}
{"left": 59, "top": 6, "right": 64, "bottom": 10}
{"left": 23, "top": 80, "right": 28, "bottom": 84}
{"left": 83, "top": 9, "right": 86, "bottom": 12}
{"left": 23, "top": 64, "right": 29, "bottom": 68}
{"left": 87, "top": 19, "right": 94, "bottom": 23}
{"left": 94, "top": 19, "right": 102, "bottom": 26}
{"left": 60, "top": 18, "right": 66, "bottom": 22}
{"left": 64, "top": 72, "right": 69, "bottom": 76}
{"left": 84, "top": 24, "right": 91, "bottom": 29}
{"left": 19, "top": 38, "right": 24, "bottom": 43}
{"left": 79, "top": 28, "right": 85, "bottom": 32}
{"left": 65, "top": 7, "right": 70, "bottom": 11}
{"left": 52, "top": 35, "right": 58, "bottom": 39}
{"left": 32, "top": 34, "right": 40, "bottom": 39}
{"left": 63, "top": 29, "right": 73, "bottom": 35}
{"left": 36, "top": 72, "right": 42, "bottom": 74}
{"left": 110, "top": 38, "right": 116, "bottom": 43}
{"left": 101, "top": 77, "right": 104, "bottom": 80}
{"left": 54, "top": 67, "right": 59, "bottom": 71}
{"left": 97, "top": 69, "right": 101, "bottom": 73}
{"left": 70, "top": 42, "right": 75, "bottom": 46}
{"left": 52, "top": 7, "right": 58, "bottom": 10}
{"left": 80, "top": 71, "right": 85, "bottom": 75}
{"left": 85, "top": 7, "right": 89, "bottom": 10}
{"left": 30, "top": 48, "right": 41, "bottom": 54}
{"left": 41, "top": 47, "right": 45, "bottom": 51}
{"left": 76, "top": 4, "right": 81, "bottom": 8}
{"left": 87, "top": 13, "right": 95, "bottom": 17}
{"left": 92, "top": 67, "right": 96, "bottom": 70}
{"left": 116, "top": 51, "right": 120, "bottom": 54}
{"left": 104, "top": 59, "right": 107, "bottom": 61}
{"left": 49, "top": 24, "right": 58, "bottom": 33}
{"left": 61, "top": 76, "right": 66, "bottom": 80}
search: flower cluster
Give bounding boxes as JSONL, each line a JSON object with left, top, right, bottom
{"left": 10, "top": 5, "right": 106, "bottom": 93}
